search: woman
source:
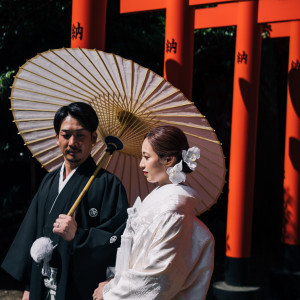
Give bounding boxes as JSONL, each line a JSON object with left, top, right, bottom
{"left": 93, "top": 125, "right": 214, "bottom": 300}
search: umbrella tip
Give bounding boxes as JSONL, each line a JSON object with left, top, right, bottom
{"left": 105, "top": 136, "right": 123, "bottom": 153}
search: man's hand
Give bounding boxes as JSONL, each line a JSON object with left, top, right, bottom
{"left": 92, "top": 280, "right": 110, "bottom": 300}
{"left": 22, "top": 290, "right": 29, "bottom": 300}
{"left": 53, "top": 213, "right": 77, "bottom": 241}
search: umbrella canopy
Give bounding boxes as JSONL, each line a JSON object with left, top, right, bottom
{"left": 10, "top": 47, "right": 226, "bottom": 211}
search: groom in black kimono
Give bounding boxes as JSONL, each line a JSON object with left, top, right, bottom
{"left": 1, "top": 102, "right": 129, "bottom": 299}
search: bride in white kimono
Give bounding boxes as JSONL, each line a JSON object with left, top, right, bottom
{"left": 93, "top": 125, "right": 214, "bottom": 300}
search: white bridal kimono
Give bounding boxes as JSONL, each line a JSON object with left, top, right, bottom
{"left": 103, "top": 184, "right": 214, "bottom": 300}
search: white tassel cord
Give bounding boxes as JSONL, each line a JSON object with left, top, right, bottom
{"left": 30, "top": 237, "right": 56, "bottom": 277}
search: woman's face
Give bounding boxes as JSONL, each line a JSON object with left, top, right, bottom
{"left": 140, "top": 138, "right": 171, "bottom": 186}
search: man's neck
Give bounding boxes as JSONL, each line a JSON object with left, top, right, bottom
{"left": 64, "top": 162, "right": 79, "bottom": 179}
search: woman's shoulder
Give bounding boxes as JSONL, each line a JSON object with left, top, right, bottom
{"left": 141, "top": 184, "right": 198, "bottom": 215}
{"left": 157, "top": 184, "right": 198, "bottom": 201}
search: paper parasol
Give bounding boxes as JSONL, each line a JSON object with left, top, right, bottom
{"left": 10, "top": 47, "right": 226, "bottom": 213}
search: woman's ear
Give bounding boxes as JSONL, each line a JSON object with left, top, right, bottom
{"left": 165, "top": 156, "right": 176, "bottom": 168}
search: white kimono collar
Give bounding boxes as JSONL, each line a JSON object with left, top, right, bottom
{"left": 58, "top": 162, "right": 78, "bottom": 194}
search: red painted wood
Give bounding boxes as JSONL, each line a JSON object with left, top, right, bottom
{"left": 282, "top": 21, "right": 300, "bottom": 245}
{"left": 268, "top": 22, "right": 290, "bottom": 38}
{"left": 194, "top": 3, "right": 238, "bottom": 29}
{"left": 120, "top": 0, "right": 166, "bottom": 13}
{"left": 71, "top": 0, "right": 107, "bottom": 50}
{"left": 226, "top": 0, "right": 262, "bottom": 258}
{"left": 164, "top": 0, "right": 194, "bottom": 99}
{"left": 258, "top": 0, "right": 300, "bottom": 23}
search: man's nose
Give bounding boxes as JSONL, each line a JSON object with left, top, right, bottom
{"left": 69, "top": 135, "right": 78, "bottom": 146}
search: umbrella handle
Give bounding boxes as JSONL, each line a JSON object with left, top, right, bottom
{"left": 67, "top": 151, "right": 110, "bottom": 216}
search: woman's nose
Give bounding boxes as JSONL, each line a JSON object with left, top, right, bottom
{"left": 139, "top": 159, "right": 144, "bottom": 168}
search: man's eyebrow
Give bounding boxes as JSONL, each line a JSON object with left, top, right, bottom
{"left": 60, "top": 128, "right": 85, "bottom": 132}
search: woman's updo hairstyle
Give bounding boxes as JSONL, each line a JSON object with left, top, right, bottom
{"left": 144, "top": 125, "right": 193, "bottom": 174}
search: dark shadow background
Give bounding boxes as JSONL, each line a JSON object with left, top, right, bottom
{"left": 0, "top": 0, "right": 290, "bottom": 298}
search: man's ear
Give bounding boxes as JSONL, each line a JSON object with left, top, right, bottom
{"left": 91, "top": 131, "right": 97, "bottom": 144}
{"left": 56, "top": 135, "right": 59, "bottom": 146}
{"left": 165, "top": 156, "right": 176, "bottom": 168}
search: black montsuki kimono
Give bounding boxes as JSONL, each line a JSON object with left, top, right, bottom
{"left": 1, "top": 156, "right": 129, "bottom": 299}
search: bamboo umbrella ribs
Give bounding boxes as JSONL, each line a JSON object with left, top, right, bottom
{"left": 10, "top": 47, "right": 226, "bottom": 211}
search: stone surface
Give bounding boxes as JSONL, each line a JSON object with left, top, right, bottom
{"left": 0, "top": 290, "right": 23, "bottom": 300}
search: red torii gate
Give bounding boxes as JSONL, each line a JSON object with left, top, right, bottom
{"left": 267, "top": 22, "right": 300, "bottom": 247}
{"left": 194, "top": 2, "right": 262, "bottom": 298}
{"left": 121, "top": 0, "right": 195, "bottom": 100}
{"left": 192, "top": 0, "right": 300, "bottom": 298}
{"left": 70, "top": 0, "right": 107, "bottom": 50}
{"left": 120, "top": 1, "right": 300, "bottom": 298}
{"left": 119, "top": 1, "right": 262, "bottom": 299}
{"left": 69, "top": 0, "right": 300, "bottom": 298}
{"left": 266, "top": 20, "right": 300, "bottom": 298}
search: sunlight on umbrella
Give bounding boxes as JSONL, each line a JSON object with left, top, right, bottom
{"left": 10, "top": 47, "right": 226, "bottom": 211}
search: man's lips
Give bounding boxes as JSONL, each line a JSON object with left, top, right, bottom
{"left": 66, "top": 149, "right": 80, "bottom": 155}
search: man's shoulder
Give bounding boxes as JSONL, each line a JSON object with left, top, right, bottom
{"left": 41, "top": 167, "right": 60, "bottom": 182}
{"left": 95, "top": 168, "right": 122, "bottom": 184}
{"left": 89, "top": 168, "right": 127, "bottom": 199}
{"left": 80, "top": 156, "right": 122, "bottom": 183}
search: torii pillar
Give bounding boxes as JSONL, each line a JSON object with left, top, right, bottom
{"left": 282, "top": 20, "right": 300, "bottom": 269}
{"left": 194, "top": 1, "right": 262, "bottom": 297}
{"left": 70, "top": 0, "right": 107, "bottom": 50}
{"left": 214, "top": 1, "right": 262, "bottom": 298}
{"left": 268, "top": 20, "right": 300, "bottom": 299}
{"left": 164, "top": 0, "right": 194, "bottom": 100}
{"left": 120, "top": 0, "right": 194, "bottom": 99}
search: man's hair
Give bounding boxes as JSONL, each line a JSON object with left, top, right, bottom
{"left": 54, "top": 102, "right": 99, "bottom": 134}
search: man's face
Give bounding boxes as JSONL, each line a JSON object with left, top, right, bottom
{"left": 56, "top": 115, "right": 97, "bottom": 170}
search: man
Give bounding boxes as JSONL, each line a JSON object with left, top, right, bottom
{"left": 1, "top": 102, "right": 129, "bottom": 299}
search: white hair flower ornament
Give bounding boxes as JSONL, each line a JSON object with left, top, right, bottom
{"left": 166, "top": 146, "right": 200, "bottom": 185}
{"left": 167, "top": 161, "right": 186, "bottom": 184}
{"left": 182, "top": 146, "right": 200, "bottom": 171}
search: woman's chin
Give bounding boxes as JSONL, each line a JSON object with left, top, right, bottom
{"left": 146, "top": 177, "right": 154, "bottom": 183}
